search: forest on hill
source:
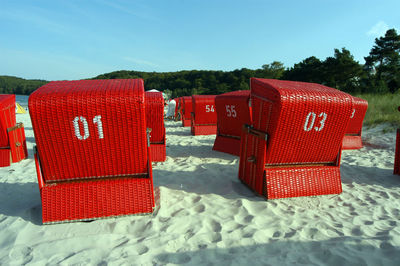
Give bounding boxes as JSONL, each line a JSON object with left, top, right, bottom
{"left": 1, "top": 29, "right": 399, "bottom": 97}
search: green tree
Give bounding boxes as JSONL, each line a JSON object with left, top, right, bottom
{"left": 260, "top": 61, "right": 285, "bottom": 79}
{"left": 282, "top": 56, "right": 323, "bottom": 83}
{"left": 364, "top": 28, "right": 400, "bottom": 93}
{"left": 322, "top": 48, "right": 364, "bottom": 92}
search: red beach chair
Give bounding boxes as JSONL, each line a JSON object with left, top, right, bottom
{"left": 0, "top": 94, "right": 28, "bottom": 167}
{"left": 238, "top": 78, "right": 353, "bottom": 199}
{"left": 181, "top": 96, "right": 192, "bottom": 127}
{"left": 213, "top": 90, "right": 252, "bottom": 156}
{"left": 394, "top": 107, "right": 400, "bottom": 175}
{"left": 342, "top": 96, "right": 368, "bottom": 150}
{"left": 191, "top": 95, "right": 217, "bottom": 136}
{"left": 145, "top": 91, "right": 166, "bottom": 162}
{"left": 29, "top": 79, "right": 155, "bottom": 224}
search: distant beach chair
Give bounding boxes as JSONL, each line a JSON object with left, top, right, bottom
{"left": 213, "top": 90, "right": 252, "bottom": 156}
{"left": 238, "top": 78, "right": 353, "bottom": 199}
{"left": 174, "top": 97, "right": 181, "bottom": 121}
{"left": 0, "top": 94, "right": 28, "bottom": 167}
{"left": 394, "top": 106, "right": 400, "bottom": 175}
{"left": 342, "top": 96, "right": 368, "bottom": 150}
{"left": 145, "top": 91, "right": 166, "bottom": 162}
{"left": 29, "top": 79, "right": 156, "bottom": 224}
{"left": 191, "top": 95, "right": 217, "bottom": 136}
{"left": 181, "top": 96, "right": 192, "bottom": 127}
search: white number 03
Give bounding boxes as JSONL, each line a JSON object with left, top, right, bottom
{"left": 73, "top": 115, "right": 104, "bottom": 140}
{"left": 303, "top": 112, "right": 327, "bottom": 132}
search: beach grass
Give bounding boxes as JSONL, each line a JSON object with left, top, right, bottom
{"left": 356, "top": 93, "right": 400, "bottom": 130}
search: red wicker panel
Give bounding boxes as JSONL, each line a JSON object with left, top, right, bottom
{"left": 212, "top": 135, "right": 241, "bottom": 156}
{"left": 345, "top": 96, "right": 368, "bottom": 134}
{"left": 145, "top": 92, "right": 165, "bottom": 143}
{"left": 215, "top": 90, "right": 251, "bottom": 137}
{"left": 250, "top": 78, "right": 352, "bottom": 165}
{"left": 265, "top": 166, "right": 342, "bottom": 199}
{"left": 40, "top": 177, "right": 155, "bottom": 224}
{"left": 150, "top": 142, "right": 166, "bottom": 162}
{"left": 192, "top": 95, "right": 217, "bottom": 125}
{"left": 7, "top": 123, "right": 28, "bottom": 163}
{"left": 191, "top": 125, "right": 217, "bottom": 136}
{"left": 342, "top": 135, "right": 363, "bottom": 150}
{"left": 0, "top": 148, "right": 11, "bottom": 167}
{"left": 238, "top": 129, "right": 268, "bottom": 195}
{"left": 0, "top": 94, "right": 16, "bottom": 147}
{"left": 29, "top": 79, "right": 148, "bottom": 182}
{"left": 181, "top": 96, "right": 192, "bottom": 127}
{"left": 342, "top": 96, "right": 368, "bottom": 150}
{"left": 394, "top": 129, "right": 400, "bottom": 175}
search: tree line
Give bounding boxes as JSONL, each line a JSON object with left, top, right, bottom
{"left": 1, "top": 29, "right": 399, "bottom": 97}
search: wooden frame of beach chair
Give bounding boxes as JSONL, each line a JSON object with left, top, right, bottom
{"left": 191, "top": 95, "right": 217, "bottom": 136}
{"left": 213, "top": 90, "right": 252, "bottom": 156}
{"left": 342, "top": 96, "right": 368, "bottom": 150}
{"left": 181, "top": 96, "right": 192, "bottom": 127}
{"left": 145, "top": 91, "right": 166, "bottom": 162}
{"left": 174, "top": 97, "right": 181, "bottom": 121}
{"left": 29, "top": 79, "right": 155, "bottom": 224}
{"left": 0, "top": 94, "right": 28, "bottom": 167}
{"left": 238, "top": 78, "right": 353, "bottom": 199}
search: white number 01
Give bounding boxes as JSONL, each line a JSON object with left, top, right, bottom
{"left": 73, "top": 115, "right": 104, "bottom": 140}
{"left": 303, "top": 112, "right": 327, "bottom": 132}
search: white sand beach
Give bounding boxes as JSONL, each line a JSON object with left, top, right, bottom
{"left": 0, "top": 110, "right": 399, "bottom": 265}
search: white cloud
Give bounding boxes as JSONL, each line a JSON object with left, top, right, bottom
{"left": 367, "top": 21, "right": 389, "bottom": 37}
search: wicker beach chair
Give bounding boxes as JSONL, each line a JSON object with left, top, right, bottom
{"left": 174, "top": 97, "right": 181, "bottom": 121}
{"left": 238, "top": 78, "right": 353, "bottom": 199}
{"left": 191, "top": 95, "right": 217, "bottom": 136}
{"left": 394, "top": 107, "right": 400, "bottom": 175}
{"left": 213, "top": 90, "right": 252, "bottom": 156}
{"left": 145, "top": 91, "right": 166, "bottom": 162}
{"left": 0, "top": 94, "right": 28, "bottom": 167}
{"left": 29, "top": 79, "right": 155, "bottom": 224}
{"left": 342, "top": 96, "right": 368, "bottom": 150}
{"left": 181, "top": 96, "right": 192, "bottom": 127}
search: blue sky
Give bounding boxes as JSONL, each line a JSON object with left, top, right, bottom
{"left": 1, "top": 0, "right": 399, "bottom": 81}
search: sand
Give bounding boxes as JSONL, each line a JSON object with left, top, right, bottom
{"left": 0, "top": 110, "right": 399, "bottom": 265}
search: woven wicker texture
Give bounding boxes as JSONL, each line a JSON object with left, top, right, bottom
{"left": 0, "top": 94, "right": 16, "bottom": 147}
{"left": 213, "top": 90, "right": 251, "bottom": 154}
{"left": 345, "top": 96, "right": 368, "bottom": 134}
{"left": 191, "top": 95, "right": 217, "bottom": 125}
{"left": 251, "top": 78, "right": 353, "bottom": 165}
{"left": 394, "top": 129, "right": 400, "bottom": 175}
{"left": 40, "top": 177, "right": 154, "bottom": 223}
{"left": 342, "top": 96, "right": 368, "bottom": 150}
{"left": 181, "top": 96, "right": 192, "bottom": 127}
{"left": 0, "top": 148, "right": 11, "bottom": 167}
{"left": 145, "top": 92, "right": 165, "bottom": 144}
{"left": 213, "top": 135, "right": 241, "bottom": 156}
{"left": 29, "top": 79, "right": 149, "bottom": 181}
{"left": 215, "top": 90, "right": 251, "bottom": 137}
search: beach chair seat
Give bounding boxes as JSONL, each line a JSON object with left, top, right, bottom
{"left": 0, "top": 94, "right": 28, "bottom": 167}
{"left": 191, "top": 95, "right": 217, "bottom": 136}
{"left": 342, "top": 96, "right": 368, "bottom": 150}
{"left": 145, "top": 91, "right": 166, "bottom": 162}
{"left": 213, "top": 90, "right": 251, "bottom": 156}
{"left": 181, "top": 96, "right": 192, "bottom": 127}
{"left": 238, "top": 78, "right": 353, "bottom": 199}
{"left": 29, "top": 79, "right": 155, "bottom": 224}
